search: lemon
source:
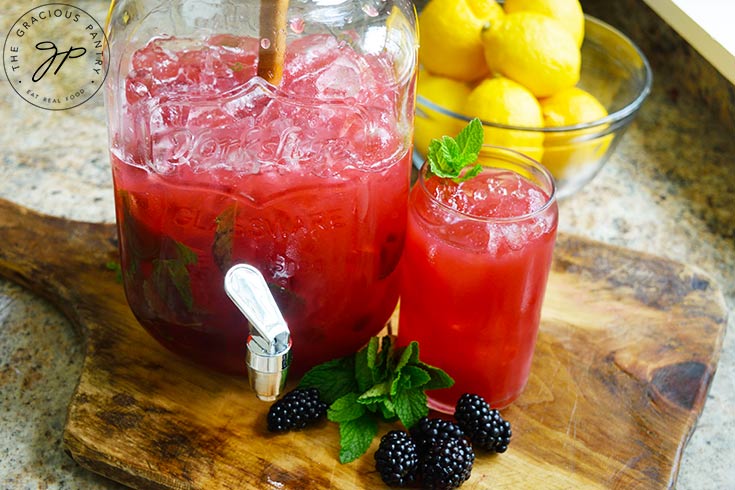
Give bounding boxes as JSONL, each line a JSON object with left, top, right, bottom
{"left": 419, "top": 0, "right": 504, "bottom": 82}
{"left": 503, "top": 0, "right": 585, "bottom": 47}
{"left": 539, "top": 87, "right": 612, "bottom": 180}
{"left": 481, "top": 11, "right": 580, "bottom": 98}
{"left": 414, "top": 71, "right": 472, "bottom": 157}
{"left": 540, "top": 86, "right": 607, "bottom": 126}
{"left": 462, "top": 76, "right": 544, "bottom": 161}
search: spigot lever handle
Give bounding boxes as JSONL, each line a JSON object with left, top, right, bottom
{"left": 224, "top": 264, "right": 292, "bottom": 401}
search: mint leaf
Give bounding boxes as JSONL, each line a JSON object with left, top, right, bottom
{"left": 338, "top": 415, "right": 378, "bottom": 464}
{"left": 458, "top": 163, "right": 483, "bottom": 183}
{"left": 164, "top": 260, "right": 195, "bottom": 311}
{"left": 391, "top": 341, "right": 421, "bottom": 394}
{"left": 299, "top": 356, "right": 358, "bottom": 404}
{"left": 296, "top": 335, "right": 455, "bottom": 465}
{"left": 427, "top": 117, "right": 484, "bottom": 182}
{"left": 174, "top": 241, "right": 197, "bottom": 265}
{"left": 455, "top": 117, "right": 484, "bottom": 163}
{"left": 393, "top": 388, "right": 428, "bottom": 429}
{"left": 357, "top": 381, "right": 391, "bottom": 406}
{"left": 375, "top": 336, "right": 394, "bottom": 383}
{"left": 144, "top": 240, "right": 198, "bottom": 312}
{"left": 395, "top": 341, "right": 420, "bottom": 373}
{"left": 328, "top": 393, "right": 365, "bottom": 423}
{"left": 365, "top": 336, "right": 380, "bottom": 373}
{"left": 427, "top": 138, "right": 456, "bottom": 179}
{"left": 397, "top": 365, "right": 432, "bottom": 390}
{"left": 418, "top": 361, "right": 455, "bottom": 391}
{"left": 212, "top": 205, "right": 236, "bottom": 273}
{"left": 379, "top": 399, "right": 397, "bottom": 420}
{"left": 354, "top": 337, "right": 379, "bottom": 392}
{"left": 441, "top": 135, "right": 461, "bottom": 165}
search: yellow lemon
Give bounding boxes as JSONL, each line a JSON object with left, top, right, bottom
{"left": 414, "top": 71, "right": 472, "bottom": 157}
{"left": 503, "top": 0, "right": 585, "bottom": 47}
{"left": 541, "top": 86, "right": 607, "bottom": 126}
{"left": 419, "top": 0, "right": 504, "bottom": 82}
{"left": 540, "top": 87, "right": 612, "bottom": 180}
{"left": 462, "top": 76, "right": 544, "bottom": 162}
{"left": 481, "top": 11, "right": 580, "bottom": 98}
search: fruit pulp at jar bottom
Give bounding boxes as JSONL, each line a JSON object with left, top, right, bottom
{"left": 397, "top": 172, "right": 557, "bottom": 411}
{"left": 113, "top": 154, "right": 409, "bottom": 375}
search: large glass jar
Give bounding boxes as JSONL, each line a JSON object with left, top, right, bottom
{"left": 104, "top": 0, "right": 418, "bottom": 374}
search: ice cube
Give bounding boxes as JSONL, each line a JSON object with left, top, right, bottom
{"left": 501, "top": 223, "right": 527, "bottom": 251}
{"left": 221, "top": 77, "right": 274, "bottom": 119}
{"left": 314, "top": 57, "right": 361, "bottom": 99}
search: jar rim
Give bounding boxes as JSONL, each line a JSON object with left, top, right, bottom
{"left": 417, "top": 145, "right": 558, "bottom": 223}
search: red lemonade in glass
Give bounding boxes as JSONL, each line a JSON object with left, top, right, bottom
{"left": 108, "top": 32, "right": 414, "bottom": 375}
{"left": 397, "top": 147, "right": 558, "bottom": 411}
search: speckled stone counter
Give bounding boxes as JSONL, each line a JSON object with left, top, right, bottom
{"left": 1, "top": 0, "right": 733, "bottom": 488}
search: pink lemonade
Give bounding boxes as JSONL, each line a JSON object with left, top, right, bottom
{"left": 110, "top": 34, "right": 413, "bottom": 375}
{"left": 397, "top": 155, "right": 558, "bottom": 411}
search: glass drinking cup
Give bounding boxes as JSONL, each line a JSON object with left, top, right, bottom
{"left": 397, "top": 146, "right": 558, "bottom": 411}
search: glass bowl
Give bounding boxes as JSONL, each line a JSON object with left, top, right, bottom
{"left": 414, "top": 15, "right": 653, "bottom": 199}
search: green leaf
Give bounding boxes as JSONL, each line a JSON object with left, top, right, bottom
{"left": 426, "top": 117, "right": 484, "bottom": 181}
{"left": 328, "top": 393, "right": 365, "bottom": 423}
{"left": 357, "top": 381, "right": 391, "bottom": 406}
{"left": 393, "top": 388, "right": 428, "bottom": 429}
{"left": 164, "top": 260, "right": 195, "bottom": 311}
{"left": 457, "top": 163, "right": 483, "bottom": 183}
{"left": 374, "top": 336, "right": 394, "bottom": 383}
{"left": 212, "top": 205, "right": 236, "bottom": 273}
{"left": 389, "top": 342, "right": 420, "bottom": 396}
{"left": 355, "top": 337, "right": 379, "bottom": 392}
{"left": 144, "top": 240, "right": 198, "bottom": 313}
{"left": 398, "top": 365, "right": 432, "bottom": 390}
{"left": 338, "top": 415, "right": 378, "bottom": 464}
{"left": 295, "top": 335, "right": 456, "bottom": 465}
{"left": 441, "top": 136, "right": 461, "bottom": 167}
{"left": 455, "top": 117, "right": 484, "bottom": 162}
{"left": 427, "top": 139, "right": 454, "bottom": 178}
{"left": 395, "top": 341, "right": 420, "bottom": 373}
{"left": 365, "top": 337, "right": 380, "bottom": 372}
{"left": 175, "top": 241, "right": 198, "bottom": 265}
{"left": 379, "top": 399, "right": 397, "bottom": 420}
{"left": 418, "top": 361, "right": 455, "bottom": 391}
{"left": 299, "top": 356, "right": 358, "bottom": 404}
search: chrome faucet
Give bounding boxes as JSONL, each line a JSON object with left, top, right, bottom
{"left": 224, "top": 264, "right": 292, "bottom": 401}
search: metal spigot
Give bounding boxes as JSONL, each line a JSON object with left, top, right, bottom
{"left": 224, "top": 264, "right": 292, "bottom": 401}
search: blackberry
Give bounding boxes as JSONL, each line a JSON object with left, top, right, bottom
{"left": 409, "top": 417, "right": 465, "bottom": 456}
{"left": 454, "top": 393, "right": 512, "bottom": 453}
{"left": 420, "top": 437, "right": 475, "bottom": 490}
{"left": 374, "top": 430, "right": 419, "bottom": 487}
{"left": 266, "top": 387, "right": 327, "bottom": 432}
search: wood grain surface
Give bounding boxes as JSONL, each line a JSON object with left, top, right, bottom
{"left": 0, "top": 197, "right": 727, "bottom": 489}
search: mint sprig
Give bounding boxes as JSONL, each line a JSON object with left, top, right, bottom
{"left": 298, "top": 336, "right": 454, "bottom": 464}
{"left": 427, "top": 117, "right": 484, "bottom": 182}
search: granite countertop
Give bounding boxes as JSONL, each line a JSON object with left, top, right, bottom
{"left": 1, "top": 0, "right": 733, "bottom": 488}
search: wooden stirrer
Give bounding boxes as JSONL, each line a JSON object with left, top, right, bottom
{"left": 257, "top": 0, "right": 290, "bottom": 85}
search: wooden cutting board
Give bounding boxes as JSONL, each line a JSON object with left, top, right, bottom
{"left": 0, "top": 197, "right": 727, "bottom": 489}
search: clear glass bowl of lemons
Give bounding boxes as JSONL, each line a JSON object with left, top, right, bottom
{"left": 414, "top": 0, "right": 653, "bottom": 198}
